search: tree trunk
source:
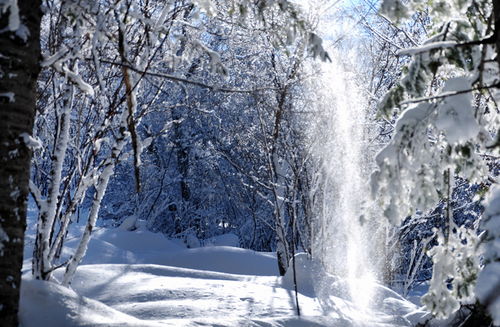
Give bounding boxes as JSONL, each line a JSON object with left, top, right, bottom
{"left": 0, "top": 1, "right": 42, "bottom": 325}
{"left": 171, "top": 5, "right": 195, "bottom": 230}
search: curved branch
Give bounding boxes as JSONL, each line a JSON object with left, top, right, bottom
{"left": 399, "top": 81, "right": 500, "bottom": 106}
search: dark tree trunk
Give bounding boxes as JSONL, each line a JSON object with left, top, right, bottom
{"left": 172, "top": 108, "right": 191, "bottom": 203}
{"left": 171, "top": 5, "right": 195, "bottom": 222}
{"left": 0, "top": 1, "right": 41, "bottom": 326}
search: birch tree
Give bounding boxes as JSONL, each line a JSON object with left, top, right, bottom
{"left": 0, "top": 0, "right": 41, "bottom": 325}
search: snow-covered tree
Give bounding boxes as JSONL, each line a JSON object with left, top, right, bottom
{"left": 373, "top": 0, "right": 500, "bottom": 322}
{"left": 0, "top": 0, "right": 328, "bottom": 323}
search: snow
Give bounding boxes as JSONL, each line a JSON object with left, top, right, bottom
{"left": 20, "top": 225, "right": 429, "bottom": 326}
{"left": 375, "top": 102, "right": 432, "bottom": 167}
{"left": 63, "top": 67, "right": 95, "bottom": 96}
{"left": 118, "top": 215, "right": 138, "bottom": 231}
{"left": 0, "top": 223, "right": 9, "bottom": 256}
{"left": 20, "top": 278, "right": 139, "bottom": 326}
{"left": 51, "top": 62, "right": 95, "bottom": 97}
{"left": 483, "top": 185, "right": 500, "bottom": 218}
{"left": 282, "top": 253, "right": 317, "bottom": 296}
{"left": 156, "top": 246, "right": 279, "bottom": 276}
{"left": 435, "top": 77, "right": 479, "bottom": 144}
{"left": 397, "top": 41, "right": 457, "bottom": 56}
{"left": 20, "top": 132, "right": 43, "bottom": 151}
{"left": 14, "top": 23, "right": 29, "bottom": 42}
{"left": 0, "top": 91, "right": 15, "bottom": 102}
{"left": 0, "top": 0, "right": 20, "bottom": 32}
{"left": 184, "top": 232, "right": 201, "bottom": 248}
{"left": 58, "top": 228, "right": 277, "bottom": 276}
{"left": 41, "top": 47, "right": 68, "bottom": 67}
{"left": 82, "top": 228, "right": 182, "bottom": 256}
{"left": 477, "top": 186, "right": 500, "bottom": 324}
{"left": 204, "top": 232, "right": 240, "bottom": 247}
{"left": 476, "top": 262, "right": 500, "bottom": 325}
{"left": 379, "top": 0, "right": 408, "bottom": 20}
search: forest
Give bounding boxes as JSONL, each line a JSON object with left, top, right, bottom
{"left": 0, "top": 0, "right": 499, "bottom": 326}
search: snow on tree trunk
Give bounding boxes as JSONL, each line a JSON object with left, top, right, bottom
{"left": 33, "top": 84, "right": 74, "bottom": 280}
{"left": 273, "top": 152, "right": 290, "bottom": 276}
{"left": 62, "top": 120, "right": 128, "bottom": 286}
{"left": 0, "top": 0, "right": 42, "bottom": 325}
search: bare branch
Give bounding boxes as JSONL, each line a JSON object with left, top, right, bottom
{"left": 29, "top": 180, "right": 45, "bottom": 211}
{"left": 93, "top": 58, "right": 279, "bottom": 94}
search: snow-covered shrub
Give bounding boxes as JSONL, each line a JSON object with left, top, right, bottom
{"left": 421, "top": 227, "right": 480, "bottom": 319}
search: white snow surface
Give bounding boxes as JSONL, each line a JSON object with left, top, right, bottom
{"left": 476, "top": 262, "right": 500, "bottom": 326}
{"left": 20, "top": 132, "right": 43, "bottom": 151}
{"left": 0, "top": 91, "right": 15, "bottom": 102}
{"left": 435, "top": 77, "right": 479, "bottom": 144}
{"left": 20, "top": 225, "right": 428, "bottom": 326}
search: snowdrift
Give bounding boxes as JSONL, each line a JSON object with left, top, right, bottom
{"left": 20, "top": 227, "right": 429, "bottom": 326}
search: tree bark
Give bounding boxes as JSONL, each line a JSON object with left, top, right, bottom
{"left": 0, "top": 1, "right": 42, "bottom": 325}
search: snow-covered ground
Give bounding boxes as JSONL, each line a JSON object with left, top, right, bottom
{"left": 19, "top": 222, "right": 430, "bottom": 326}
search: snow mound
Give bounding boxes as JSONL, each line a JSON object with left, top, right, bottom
{"left": 282, "top": 253, "right": 319, "bottom": 296}
{"left": 21, "top": 226, "right": 431, "bottom": 327}
{"left": 204, "top": 233, "right": 240, "bottom": 247}
{"left": 19, "top": 278, "right": 142, "bottom": 327}
{"left": 49, "top": 228, "right": 276, "bottom": 276}
{"left": 92, "top": 228, "right": 183, "bottom": 253}
{"left": 63, "top": 237, "right": 139, "bottom": 264}
{"left": 155, "top": 246, "right": 279, "bottom": 276}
